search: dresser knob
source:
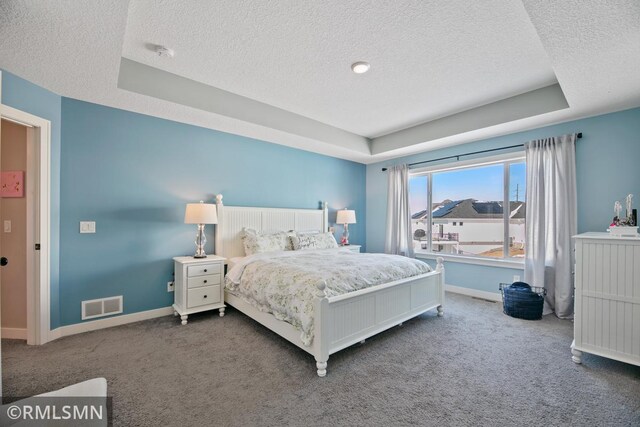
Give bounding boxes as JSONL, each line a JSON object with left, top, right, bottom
{"left": 204, "top": 269, "right": 207, "bottom": 273}
{"left": 204, "top": 280, "right": 207, "bottom": 283}
{"left": 203, "top": 295, "right": 207, "bottom": 298}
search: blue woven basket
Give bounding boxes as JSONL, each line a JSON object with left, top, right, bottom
{"left": 499, "top": 282, "right": 546, "bottom": 320}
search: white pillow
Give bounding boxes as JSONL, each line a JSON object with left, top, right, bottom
{"left": 291, "top": 232, "right": 339, "bottom": 251}
{"left": 241, "top": 228, "right": 295, "bottom": 255}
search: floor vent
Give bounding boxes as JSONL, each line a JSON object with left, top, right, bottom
{"left": 82, "top": 296, "right": 123, "bottom": 320}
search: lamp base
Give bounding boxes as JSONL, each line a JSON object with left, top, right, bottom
{"left": 340, "top": 224, "right": 350, "bottom": 246}
{"left": 193, "top": 224, "right": 208, "bottom": 258}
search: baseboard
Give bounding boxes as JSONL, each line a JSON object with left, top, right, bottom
{"left": 48, "top": 306, "right": 174, "bottom": 342}
{"left": 44, "top": 287, "right": 500, "bottom": 342}
{"left": 445, "top": 284, "right": 502, "bottom": 302}
{"left": 2, "top": 327, "right": 27, "bottom": 340}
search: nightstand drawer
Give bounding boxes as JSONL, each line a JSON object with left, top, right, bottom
{"left": 187, "top": 285, "right": 221, "bottom": 308}
{"left": 187, "top": 263, "right": 221, "bottom": 277}
{"left": 187, "top": 273, "right": 221, "bottom": 289}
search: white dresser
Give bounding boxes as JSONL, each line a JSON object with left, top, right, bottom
{"left": 572, "top": 232, "right": 640, "bottom": 366}
{"left": 173, "top": 255, "right": 226, "bottom": 325}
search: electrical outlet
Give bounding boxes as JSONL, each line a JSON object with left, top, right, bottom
{"left": 513, "top": 275, "right": 520, "bottom": 282}
{"left": 167, "top": 281, "right": 174, "bottom": 292}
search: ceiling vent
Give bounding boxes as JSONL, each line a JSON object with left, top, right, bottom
{"left": 82, "top": 296, "right": 123, "bottom": 320}
{"left": 155, "top": 45, "right": 174, "bottom": 58}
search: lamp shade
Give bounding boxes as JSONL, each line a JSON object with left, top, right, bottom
{"left": 336, "top": 209, "right": 356, "bottom": 225}
{"left": 184, "top": 202, "right": 218, "bottom": 224}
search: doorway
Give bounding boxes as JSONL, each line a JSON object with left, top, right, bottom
{"left": 0, "top": 102, "right": 51, "bottom": 346}
{"left": 1, "top": 119, "right": 29, "bottom": 340}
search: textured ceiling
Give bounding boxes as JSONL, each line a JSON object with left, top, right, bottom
{"left": 521, "top": 0, "right": 640, "bottom": 115}
{"left": 122, "top": 0, "right": 555, "bottom": 138}
{"left": 1, "top": 0, "right": 639, "bottom": 164}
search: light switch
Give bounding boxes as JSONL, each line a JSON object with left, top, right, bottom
{"left": 80, "top": 221, "right": 96, "bottom": 233}
{"left": 3, "top": 220, "right": 11, "bottom": 233}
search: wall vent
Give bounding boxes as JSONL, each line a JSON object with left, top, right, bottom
{"left": 82, "top": 296, "right": 123, "bottom": 320}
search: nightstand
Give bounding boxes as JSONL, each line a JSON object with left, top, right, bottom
{"left": 341, "top": 245, "right": 361, "bottom": 253}
{"left": 173, "top": 255, "right": 226, "bottom": 325}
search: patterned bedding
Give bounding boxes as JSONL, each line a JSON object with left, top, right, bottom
{"left": 225, "top": 249, "right": 432, "bottom": 345}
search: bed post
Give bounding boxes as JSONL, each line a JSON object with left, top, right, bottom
{"left": 215, "top": 194, "right": 224, "bottom": 257}
{"left": 436, "top": 257, "right": 445, "bottom": 317}
{"left": 314, "top": 282, "right": 330, "bottom": 377}
{"left": 322, "top": 201, "right": 329, "bottom": 232}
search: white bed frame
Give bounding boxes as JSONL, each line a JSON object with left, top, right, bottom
{"left": 214, "top": 195, "right": 445, "bottom": 377}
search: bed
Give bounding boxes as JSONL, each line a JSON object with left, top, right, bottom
{"left": 214, "top": 195, "right": 445, "bottom": 377}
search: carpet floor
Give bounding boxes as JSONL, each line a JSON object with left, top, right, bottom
{"left": 2, "top": 293, "right": 639, "bottom": 426}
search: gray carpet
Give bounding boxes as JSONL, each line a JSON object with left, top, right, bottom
{"left": 2, "top": 293, "right": 639, "bottom": 426}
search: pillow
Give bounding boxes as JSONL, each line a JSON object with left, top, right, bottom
{"left": 291, "top": 232, "right": 339, "bottom": 251}
{"left": 241, "top": 228, "right": 294, "bottom": 255}
{"left": 297, "top": 230, "right": 319, "bottom": 235}
{"left": 277, "top": 230, "right": 297, "bottom": 251}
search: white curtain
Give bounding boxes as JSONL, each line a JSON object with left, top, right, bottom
{"left": 385, "top": 164, "right": 414, "bottom": 257}
{"left": 524, "top": 133, "right": 577, "bottom": 318}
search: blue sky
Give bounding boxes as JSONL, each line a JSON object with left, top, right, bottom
{"left": 409, "top": 162, "right": 526, "bottom": 214}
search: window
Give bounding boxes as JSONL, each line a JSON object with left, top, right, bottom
{"left": 409, "top": 155, "right": 526, "bottom": 260}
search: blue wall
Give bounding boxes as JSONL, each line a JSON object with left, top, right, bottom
{"left": 59, "top": 98, "right": 366, "bottom": 326}
{"left": 367, "top": 108, "right": 640, "bottom": 294}
{"left": 1, "top": 70, "right": 62, "bottom": 328}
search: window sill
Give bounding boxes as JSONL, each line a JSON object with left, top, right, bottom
{"left": 415, "top": 252, "right": 524, "bottom": 269}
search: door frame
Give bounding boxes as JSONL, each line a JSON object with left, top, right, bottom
{"left": 0, "top": 102, "right": 51, "bottom": 345}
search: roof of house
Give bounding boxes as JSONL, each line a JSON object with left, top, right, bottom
{"left": 411, "top": 199, "right": 525, "bottom": 220}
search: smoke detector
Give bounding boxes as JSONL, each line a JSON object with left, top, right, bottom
{"left": 155, "top": 46, "right": 175, "bottom": 58}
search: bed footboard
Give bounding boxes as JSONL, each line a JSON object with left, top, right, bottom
{"left": 313, "top": 257, "right": 445, "bottom": 376}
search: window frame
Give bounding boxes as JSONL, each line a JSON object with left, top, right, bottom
{"left": 410, "top": 152, "right": 525, "bottom": 267}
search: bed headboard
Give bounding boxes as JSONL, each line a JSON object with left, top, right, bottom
{"left": 213, "top": 194, "right": 329, "bottom": 260}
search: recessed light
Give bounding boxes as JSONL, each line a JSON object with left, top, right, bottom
{"left": 351, "top": 61, "right": 370, "bottom": 74}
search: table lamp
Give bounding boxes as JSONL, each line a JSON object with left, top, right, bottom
{"left": 184, "top": 201, "right": 218, "bottom": 258}
{"left": 336, "top": 209, "right": 356, "bottom": 246}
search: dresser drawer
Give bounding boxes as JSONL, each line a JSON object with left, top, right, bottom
{"left": 187, "top": 263, "right": 221, "bottom": 277}
{"left": 187, "top": 273, "right": 221, "bottom": 289}
{"left": 187, "top": 285, "right": 221, "bottom": 308}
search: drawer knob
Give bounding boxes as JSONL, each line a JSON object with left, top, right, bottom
{"left": 204, "top": 280, "right": 207, "bottom": 283}
{"left": 204, "top": 269, "right": 207, "bottom": 272}
{"left": 203, "top": 295, "right": 207, "bottom": 298}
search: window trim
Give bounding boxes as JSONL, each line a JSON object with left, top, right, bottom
{"left": 410, "top": 151, "right": 526, "bottom": 264}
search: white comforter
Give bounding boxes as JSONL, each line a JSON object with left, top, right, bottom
{"left": 225, "top": 249, "right": 432, "bottom": 346}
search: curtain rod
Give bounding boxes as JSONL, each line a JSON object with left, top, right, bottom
{"left": 381, "top": 132, "right": 582, "bottom": 171}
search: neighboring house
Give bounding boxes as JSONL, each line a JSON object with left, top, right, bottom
{"left": 411, "top": 199, "right": 525, "bottom": 257}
